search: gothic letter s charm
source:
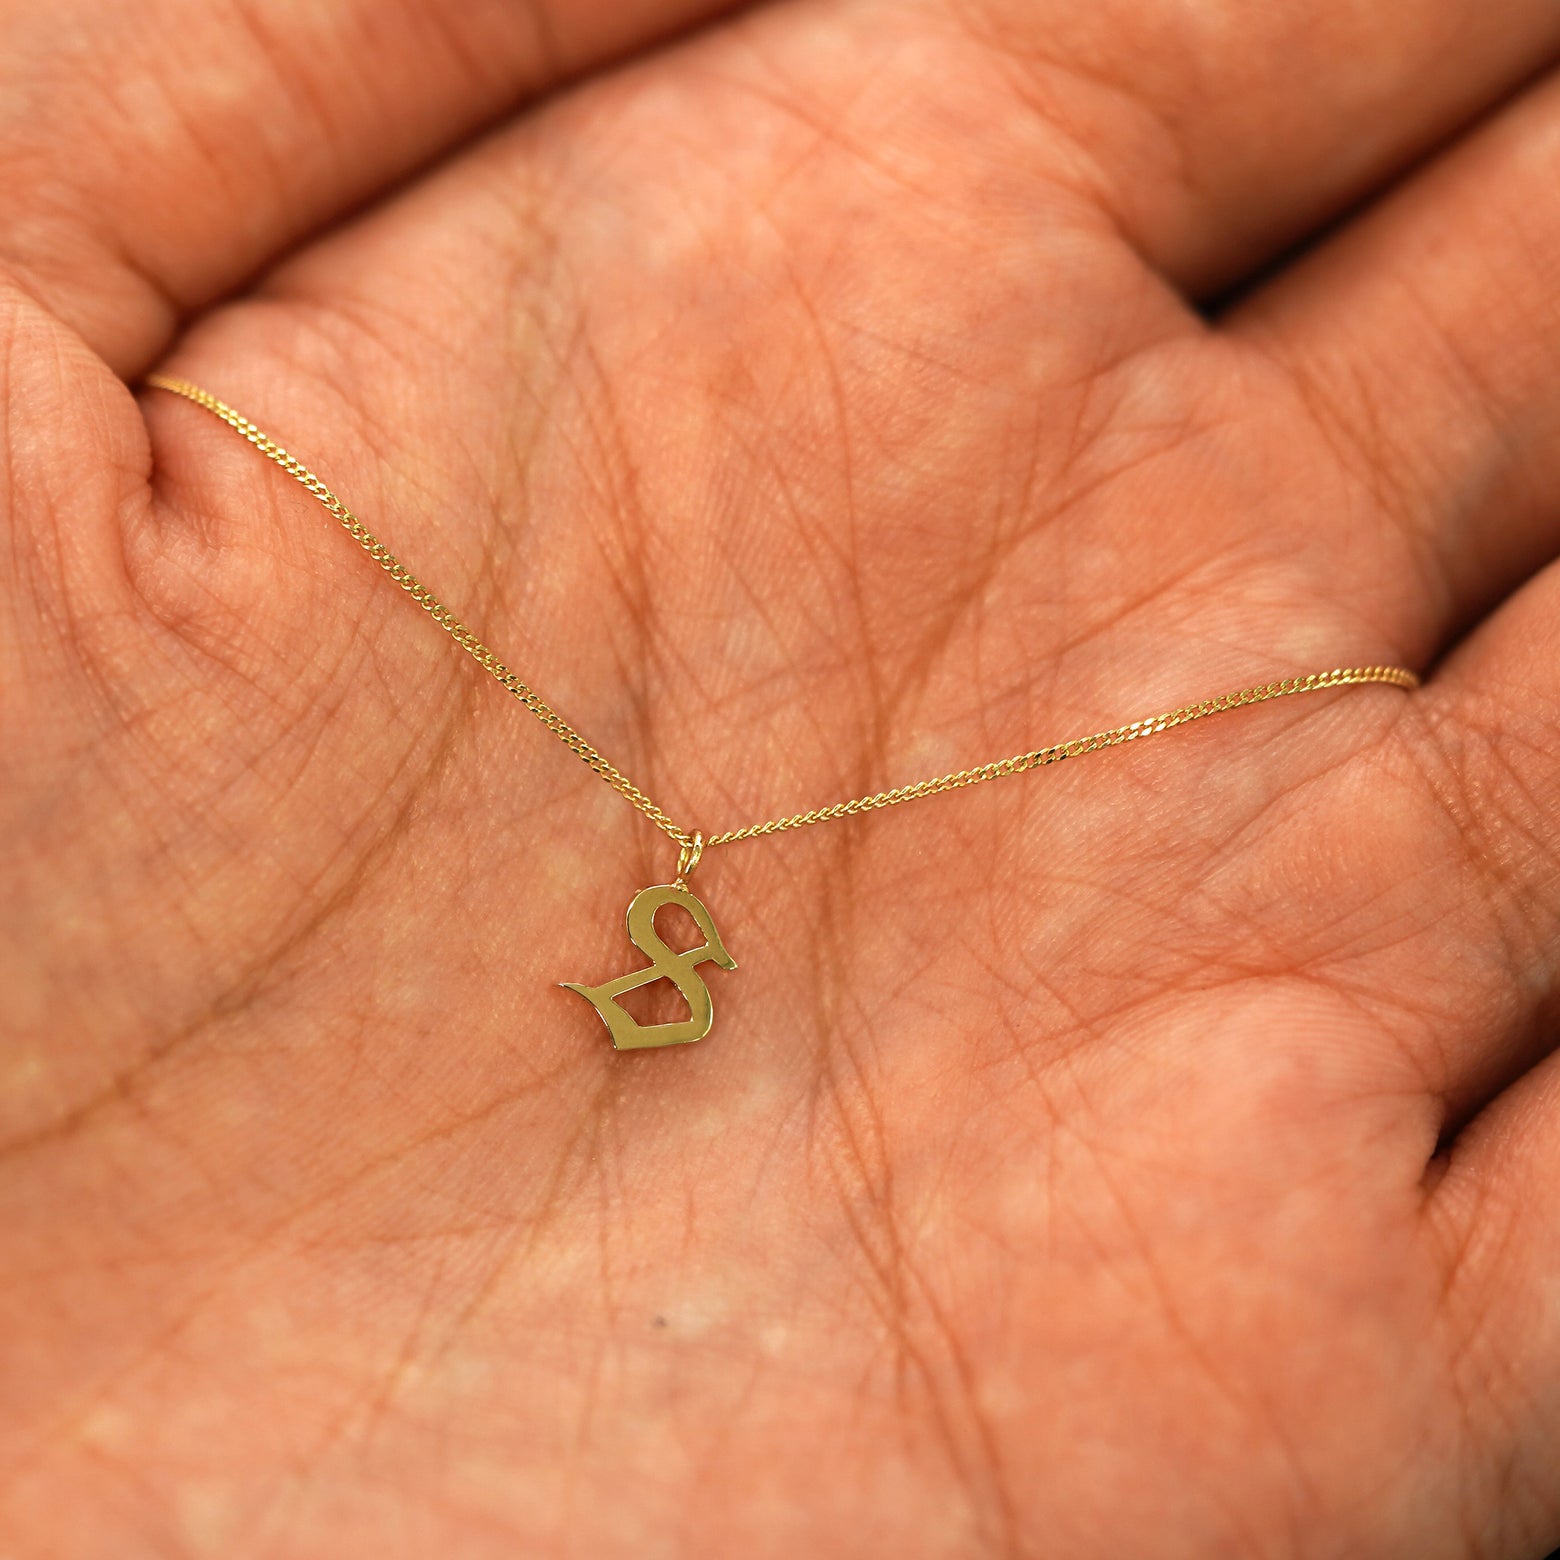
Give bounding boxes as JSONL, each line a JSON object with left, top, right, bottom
{"left": 562, "top": 884, "right": 736, "bottom": 1050}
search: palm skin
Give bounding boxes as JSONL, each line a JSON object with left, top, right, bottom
{"left": 5, "top": 1, "right": 1560, "bottom": 1556}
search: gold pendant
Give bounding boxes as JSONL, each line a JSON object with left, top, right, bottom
{"left": 563, "top": 874, "right": 736, "bottom": 1051}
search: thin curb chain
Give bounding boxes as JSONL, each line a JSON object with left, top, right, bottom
{"left": 144, "top": 375, "right": 1420, "bottom": 857}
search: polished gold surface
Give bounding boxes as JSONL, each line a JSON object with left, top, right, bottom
{"left": 702, "top": 663, "right": 1420, "bottom": 846}
{"left": 145, "top": 374, "right": 1420, "bottom": 1050}
{"left": 143, "top": 375, "right": 1420, "bottom": 864}
{"left": 144, "top": 376, "right": 691, "bottom": 843}
{"left": 562, "top": 884, "right": 736, "bottom": 1050}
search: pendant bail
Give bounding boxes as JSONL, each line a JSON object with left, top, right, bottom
{"left": 675, "top": 831, "right": 704, "bottom": 890}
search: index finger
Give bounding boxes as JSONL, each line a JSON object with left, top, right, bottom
{"left": 935, "top": 0, "right": 1560, "bottom": 294}
{"left": 0, "top": 0, "right": 751, "bottom": 373}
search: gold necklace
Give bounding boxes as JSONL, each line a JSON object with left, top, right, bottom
{"left": 145, "top": 375, "right": 1419, "bottom": 1051}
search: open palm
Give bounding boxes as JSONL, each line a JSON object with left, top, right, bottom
{"left": 6, "top": 1, "right": 1560, "bottom": 1554}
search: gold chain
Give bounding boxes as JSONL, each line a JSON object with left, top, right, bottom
{"left": 144, "top": 375, "right": 1418, "bottom": 856}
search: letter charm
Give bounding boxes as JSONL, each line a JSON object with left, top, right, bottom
{"left": 563, "top": 884, "right": 737, "bottom": 1050}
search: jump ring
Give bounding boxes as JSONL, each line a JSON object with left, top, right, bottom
{"left": 675, "top": 831, "right": 705, "bottom": 887}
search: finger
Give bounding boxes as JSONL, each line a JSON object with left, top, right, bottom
{"left": 926, "top": 0, "right": 1560, "bottom": 293}
{"left": 1229, "top": 70, "right": 1560, "bottom": 655}
{"left": 0, "top": 277, "right": 160, "bottom": 1144}
{"left": 0, "top": 0, "right": 749, "bottom": 374}
{"left": 1208, "top": 66, "right": 1560, "bottom": 1126}
{"left": 1326, "top": 515, "right": 1560, "bottom": 1125}
{"left": 1422, "top": 1049, "right": 1560, "bottom": 1560}
{"left": 139, "top": 0, "right": 1202, "bottom": 806}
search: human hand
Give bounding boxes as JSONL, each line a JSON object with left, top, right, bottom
{"left": 5, "top": 1, "right": 1560, "bottom": 1554}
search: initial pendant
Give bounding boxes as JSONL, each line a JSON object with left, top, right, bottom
{"left": 563, "top": 882, "right": 736, "bottom": 1050}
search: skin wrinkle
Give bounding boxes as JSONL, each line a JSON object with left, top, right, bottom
{"left": 1075, "top": 1122, "right": 1309, "bottom": 1558}
{"left": 1013, "top": 856, "right": 1201, "bottom": 1020}
{"left": 108, "top": 686, "right": 363, "bottom": 922}
{"left": 567, "top": 317, "right": 675, "bottom": 867}
{"left": 1407, "top": 698, "right": 1560, "bottom": 1032}
{"left": 77, "top": 1439, "right": 195, "bottom": 1560}
{"left": 1229, "top": 848, "right": 1447, "bottom": 992}
{"left": 289, "top": 1197, "right": 474, "bottom": 1497}
{"left": 778, "top": 252, "right": 893, "bottom": 813}
{"left": 1241, "top": 334, "right": 1455, "bottom": 635}
{"left": 935, "top": 652, "right": 1354, "bottom": 954}
{"left": 0, "top": 1, "right": 723, "bottom": 375}
{"left": 974, "top": 944, "right": 1099, "bottom": 1081}
{"left": 911, "top": 1197, "right": 1028, "bottom": 1556}
{"left": 255, "top": 304, "right": 480, "bottom": 527}
{"left": 483, "top": 199, "right": 571, "bottom": 615}
{"left": 720, "top": 41, "right": 975, "bottom": 226}
{"left": 979, "top": 941, "right": 1432, "bottom": 1145}
{"left": 0, "top": 620, "right": 476, "bottom": 1162}
{"left": 713, "top": 309, "right": 1228, "bottom": 818}
{"left": 947, "top": 0, "right": 1202, "bottom": 261}
{"left": 20, "top": 20, "right": 298, "bottom": 355}
{"left": 522, "top": 321, "right": 646, "bottom": 644}
{"left": 101, "top": 1043, "right": 587, "bottom": 1495}
{"left": 802, "top": 840, "right": 1021, "bottom": 1553}
{"left": 951, "top": 0, "right": 1560, "bottom": 308}
{"left": 443, "top": 294, "right": 673, "bottom": 867}
{"left": 683, "top": 1352, "right": 775, "bottom": 1527}
{"left": 818, "top": 308, "right": 1020, "bottom": 400}
{"left": 260, "top": 287, "right": 488, "bottom": 405}
{"left": 9, "top": 0, "right": 1560, "bottom": 1547}
{"left": 188, "top": 2, "right": 356, "bottom": 195}
{"left": 822, "top": 1118, "right": 987, "bottom": 1541}
{"left": 639, "top": 313, "right": 864, "bottom": 822}
{"left": 80, "top": 212, "right": 190, "bottom": 364}
{"left": 354, "top": 1062, "right": 619, "bottom": 1415}
{"left": 508, "top": 0, "right": 566, "bottom": 88}
{"left": 869, "top": 340, "right": 1220, "bottom": 736}
{"left": 3, "top": 1083, "right": 487, "bottom": 1500}
{"left": 1425, "top": 1186, "right": 1542, "bottom": 1557}
{"left": 0, "top": 197, "right": 171, "bottom": 371}
{"left": 1014, "top": 551, "right": 1235, "bottom": 696}
{"left": 1168, "top": 710, "right": 1415, "bottom": 944}
{"left": 588, "top": 1079, "right": 636, "bottom": 1347}
{"left": 715, "top": 449, "right": 833, "bottom": 691}
{"left": 907, "top": 1253, "right": 1025, "bottom": 1558}
{"left": 12, "top": 397, "right": 138, "bottom": 685}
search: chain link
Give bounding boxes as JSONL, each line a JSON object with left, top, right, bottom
{"left": 702, "top": 664, "right": 1418, "bottom": 845}
{"left": 145, "top": 375, "right": 1419, "bottom": 856}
